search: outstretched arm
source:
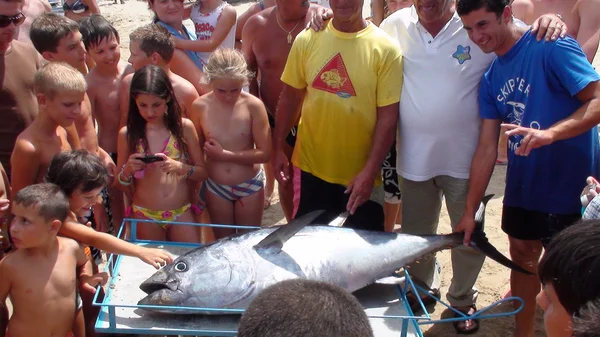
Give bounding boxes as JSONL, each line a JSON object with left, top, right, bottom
{"left": 62, "top": 219, "right": 173, "bottom": 268}
{"left": 174, "top": 6, "right": 237, "bottom": 53}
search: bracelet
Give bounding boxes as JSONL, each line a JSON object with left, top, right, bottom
{"left": 555, "top": 13, "right": 565, "bottom": 22}
{"left": 118, "top": 166, "right": 132, "bottom": 186}
{"left": 183, "top": 165, "right": 195, "bottom": 179}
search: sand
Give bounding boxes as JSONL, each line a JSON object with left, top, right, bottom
{"left": 95, "top": 1, "right": 600, "bottom": 335}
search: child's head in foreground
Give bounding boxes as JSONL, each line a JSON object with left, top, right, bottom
{"left": 34, "top": 62, "right": 87, "bottom": 128}
{"left": 237, "top": 279, "right": 374, "bottom": 337}
{"left": 537, "top": 220, "right": 600, "bottom": 337}
{"left": 573, "top": 298, "right": 600, "bottom": 337}
{"left": 78, "top": 14, "right": 121, "bottom": 69}
{"left": 45, "top": 149, "right": 109, "bottom": 218}
{"left": 202, "top": 48, "right": 253, "bottom": 105}
{"left": 10, "top": 183, "right": 69, "bottom": 249}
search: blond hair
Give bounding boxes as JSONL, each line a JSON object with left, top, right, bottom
{"left": 34, "top": 62, "right": 87, "bottom": 99}
{"left": 202, "top": 48, "right": 254, "bottom": 85}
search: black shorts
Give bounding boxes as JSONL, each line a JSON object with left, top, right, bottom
{"left": 501, "top": 206, "right": 581, "bottom": 247}
{"left": 267, "top": 112, "right": 297, "bottom": 148}
{"left": 294, "top": 170, "right": 384, "bottom": 231}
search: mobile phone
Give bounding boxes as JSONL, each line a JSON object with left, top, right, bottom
{"left": 139, "top": 155, "right": 164, "bottom": 164}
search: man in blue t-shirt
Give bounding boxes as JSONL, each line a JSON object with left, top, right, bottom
{"left": 454, "top": 0, "right": 600, "bottom": 336}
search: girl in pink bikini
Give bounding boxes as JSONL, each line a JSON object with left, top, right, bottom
{"left": 116, "top": 65, "right": 207, "bottom": 242}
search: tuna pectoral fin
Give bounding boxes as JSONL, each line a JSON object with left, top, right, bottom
{"left": 253, "top": 210, "right": 326, "bottom": 252}
{"left": 469, "top": 232, "right": 533, "bottom": 276}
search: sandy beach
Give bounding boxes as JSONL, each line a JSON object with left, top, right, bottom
{"left": 95, "top": 1, "right": 600, "bottom": 336}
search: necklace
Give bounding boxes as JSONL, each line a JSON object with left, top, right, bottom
{"left": 275, "top": 9, "right": 302, "bottom": 44}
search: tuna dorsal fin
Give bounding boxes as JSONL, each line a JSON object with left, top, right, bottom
{"left": 253, "top": 210, "right": 326, "bottom": 252}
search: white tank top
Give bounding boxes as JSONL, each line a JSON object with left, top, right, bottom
{"left": 190, "top": 1, "right": 237, "bottom": 66}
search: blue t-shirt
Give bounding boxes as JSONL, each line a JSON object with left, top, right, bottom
{"left": 479, "top": 31, "right": 600, "bottom": 214}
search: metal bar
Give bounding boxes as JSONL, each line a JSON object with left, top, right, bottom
{"left": 123, "top": 217, "right": 261, "bottom": 230}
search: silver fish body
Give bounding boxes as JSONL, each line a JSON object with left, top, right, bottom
{"left": 139, "top": 197, "right": 530, "bottom": 314}
{"left": 138, "top": 226, "right": 463, "bottom": 313}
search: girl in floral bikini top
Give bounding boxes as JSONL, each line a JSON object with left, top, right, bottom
{"left": 116, "top": 65, "right": 208, "bottom": 243}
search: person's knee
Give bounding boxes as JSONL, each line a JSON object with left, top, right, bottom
{"left": 509, "top": 238, "right": 542, "bottom": 265}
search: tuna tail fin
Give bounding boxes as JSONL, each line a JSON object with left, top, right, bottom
{"left": 469, "top": 232, "right": 533, "bottom": 275}
{"left": 468, "top": 194, "right": 533, "bottom": 276}
{"left": 474, "top": 194, "right": 495, "bottom": 231}
{"left": 253, "top": 210, "right": 326, "bottom": 252}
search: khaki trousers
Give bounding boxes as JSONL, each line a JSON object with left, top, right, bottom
{"left": 401, "top": 175, "right": 486, "bottom": 307}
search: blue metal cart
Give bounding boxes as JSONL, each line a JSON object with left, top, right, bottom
{"left": 93, "top": 219, "right": 524, "bottom": 336}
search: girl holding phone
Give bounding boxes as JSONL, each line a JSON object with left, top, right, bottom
{"left": 116, "top": 65, "right": 207, "bottom": 242}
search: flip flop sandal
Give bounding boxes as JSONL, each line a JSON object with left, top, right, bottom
{"left": 452, "top": 305, "right": 480, "bottom": 335}
{"left": 406, "top": 289, "right": 441, "bottom": 313}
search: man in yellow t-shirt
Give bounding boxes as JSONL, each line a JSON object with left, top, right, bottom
{"left": 272, "top": 0, "right": 403, "bottom": 231}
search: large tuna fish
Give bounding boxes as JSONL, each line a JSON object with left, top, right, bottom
{"left": 139, "top": 195, "right": 527, "bottom": 313}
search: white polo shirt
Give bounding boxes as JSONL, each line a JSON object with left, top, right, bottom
{"left": 380, "top": 8, "right": 495, "bottom": 181}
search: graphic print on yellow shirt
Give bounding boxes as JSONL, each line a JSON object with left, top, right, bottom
{"left": 312, "top": 53, "right": 357, "bottom": 98}
{"left": 281, "top": 20, "right": 403, "bottom": 187}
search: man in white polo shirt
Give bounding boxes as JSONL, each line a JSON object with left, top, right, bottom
{"left": 377, "top": 1, "right": 565, "bottom": 334}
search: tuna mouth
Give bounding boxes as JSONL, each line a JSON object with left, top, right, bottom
{"left": 140, "top": 280, "right": 179, "bottom": 294}
{"left": 138, "top": 283, "right": 181, "bottom": 307}
{"left": 140, "top": 282, "right": 168, "bottom": 294}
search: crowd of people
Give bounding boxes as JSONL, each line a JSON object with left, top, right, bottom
{"left": 0, "top": 0, "right": 599, "bottom": 336}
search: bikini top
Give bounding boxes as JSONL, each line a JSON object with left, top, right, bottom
{"left": 133, "top": 133, "right": 186, "bottom": 179}
{"left": 63, "top": 0, "right": 89, "bottom": 13}
{"left": 136, "top": 133, "right": 183, "bottom": 161}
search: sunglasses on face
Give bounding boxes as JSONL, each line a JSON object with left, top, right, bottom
{"left": 0, "top": 13, "right": 25, "bottom": 28}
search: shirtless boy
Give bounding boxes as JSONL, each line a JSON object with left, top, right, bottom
{"left": 120, "top": 24, "right": 199, "bottom": 126}
{"left": 30, "top": 12, "right": 117, "bottom": 233}
{"left": 511, "top": 0, "right": 600, "bottom": 62}
{"left": 80, "top": 14, "right": 133, "bottom": 157}
{"left": 10, "top": 62, "right": 84, "bottom": 195}
{"left": 192, "top": 49, "right": 271, "bottom": 238}
{"left": 79, "top": 14, "right": 132, "bottom": 230}
{"left": 241, "top": 0, "right": 322, "bottom": 221}
{"left": 0, "top": 183, "right": 108, "bottom": 337}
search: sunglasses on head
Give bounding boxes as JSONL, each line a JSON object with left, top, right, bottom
{"left": 0, "top": 13, "right": 26, "bottom": 28}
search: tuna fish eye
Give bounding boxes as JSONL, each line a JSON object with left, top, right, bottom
{"left": 174, "top": 261, "right": 187, "bottom": 272}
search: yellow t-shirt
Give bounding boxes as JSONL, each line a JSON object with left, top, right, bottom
{"left": 281, "top": 20, "right": 403, "bottom": 187}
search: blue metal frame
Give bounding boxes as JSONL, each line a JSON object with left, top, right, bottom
{"left": 93, "top": 218, "right": 525, "bottom": 336}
